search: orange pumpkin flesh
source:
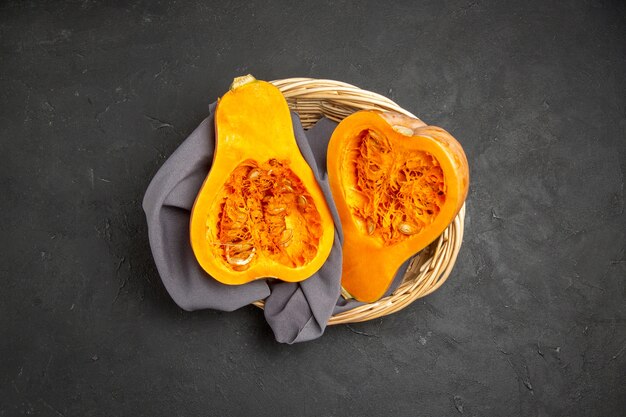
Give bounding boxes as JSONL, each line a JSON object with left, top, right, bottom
{"left": 190, "top": 75, "right": 334, "bottom": 285}
{"left": 328, "top": 110, "right": 469, "bottom": 302}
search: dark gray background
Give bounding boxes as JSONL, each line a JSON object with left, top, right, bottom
{"left": 1, "top": 0, "right": 624, "bottom": 416}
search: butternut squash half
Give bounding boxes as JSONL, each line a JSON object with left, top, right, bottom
{"left": 328, "top": 111, "right": 469, "bottom": 302}
{"left": 190, "top": 75, "right": 334, "bottom": 285}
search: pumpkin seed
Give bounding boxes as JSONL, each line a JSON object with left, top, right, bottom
{"left": 398, "top": 222, "right": 418, "bottom": 235}
{"left": 231, "top": 264, "right": 251, "bottom": 271}
{"left": 267, "top": 206, "right": 286, "bottom": 215}
{"left": 230, "top": 242, "right": 253, "bottom": 252}
{"left": 279, "top": 229, "right": 293, "bottom": 247}
{"left": 230, "top": 221, "right": 243, "bottom": 229}
{"left": 226, "top": 246, "right": 256, "bottom": 267}
{"left": 248, "top": 169, "right": 260, "bottom": 180}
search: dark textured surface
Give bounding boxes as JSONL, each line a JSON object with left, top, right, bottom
{"left": 1, "top": 0, "right": 624, "bottom": 415}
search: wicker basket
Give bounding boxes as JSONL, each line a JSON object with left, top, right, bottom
{"left": 252, "top": 77, "right": 466, "bottom": 325}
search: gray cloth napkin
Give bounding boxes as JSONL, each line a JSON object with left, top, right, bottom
{"left": 143, "top": 104, "right": 408, "bottom": 343}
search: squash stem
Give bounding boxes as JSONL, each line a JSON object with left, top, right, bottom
{"left": 230, "top": 74, "right": 257, "bottom": 90}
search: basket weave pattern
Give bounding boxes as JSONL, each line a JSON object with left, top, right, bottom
{"left": 252, "top": 78, "right": 466, "bottom": 325}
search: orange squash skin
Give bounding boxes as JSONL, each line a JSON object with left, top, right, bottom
{"left": 190, "top": 76, "right": 334, "bottom": 285}
{"left": 328, "top": 110, "right": 469, "bottom": 302}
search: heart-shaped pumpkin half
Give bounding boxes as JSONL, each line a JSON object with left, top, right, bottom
{"left": 328, "top": 110, "right": 469, "bottom": 302}
{"left": 189, "top": 75, "right": 334, "bottom": 285}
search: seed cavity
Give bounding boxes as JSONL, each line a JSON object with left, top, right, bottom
{"left": 210, "top": 159, "right": 324, "bottom": 270}
{"left": 346, "top": 129, "right": 444, "bottom": 246}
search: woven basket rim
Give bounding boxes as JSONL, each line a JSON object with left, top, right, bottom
{"left": 250, "top": 77, "right": 465, "bottom": 325}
